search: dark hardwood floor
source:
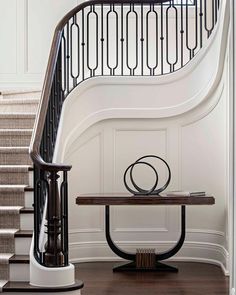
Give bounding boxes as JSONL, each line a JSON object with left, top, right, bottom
{"left": 75, "top": 261, "right": 229, "bottom": 295}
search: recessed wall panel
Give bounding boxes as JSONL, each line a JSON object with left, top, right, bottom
{"left": 181, "top": 95, "right": 227, "bottom": 232}
{"left": 0, "top": 1, "right": 17, "bottom": 74}
{"left": 113, "top": 129, "right": 168, "bottom": 234}
{"left": 26, "top": 0, "right": 77, "bottom": 74}
{"left": 65, "top": 133, "right": 103, "bottom": 238}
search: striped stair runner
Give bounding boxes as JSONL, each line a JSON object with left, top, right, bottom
{"left": 0, "top": 93, "right": 38, "bottom": 286}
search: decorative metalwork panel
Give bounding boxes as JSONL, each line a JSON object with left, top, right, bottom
{"left": 60, "top": 0, "right": 220, "bottom": 97}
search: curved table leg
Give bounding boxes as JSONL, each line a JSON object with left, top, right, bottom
{"left": 105, "top": 205, "right": 186, "bottom": 272}
{"left": 105, "top": 205, "right": 135, "bottom": 261}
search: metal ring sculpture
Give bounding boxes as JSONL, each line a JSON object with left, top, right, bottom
{"left": 123, "top": 155, "right": 171, "bottom": 195}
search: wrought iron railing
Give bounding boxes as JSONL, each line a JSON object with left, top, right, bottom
{"left": 30, "top": 0, "right": 221, "bottom": 267}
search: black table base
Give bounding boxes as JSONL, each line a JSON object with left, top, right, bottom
{"left": 113, "top": 261, "right": 178, "bottom": 272}
{"left": 105, "top": 205, "right": 186, "bottom": 272}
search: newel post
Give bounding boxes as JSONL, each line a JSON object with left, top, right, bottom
{"left": 44, "top": 170, "right": 65, "bottom": 267}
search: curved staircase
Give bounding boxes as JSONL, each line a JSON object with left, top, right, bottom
{"left": 0, "top": 0, "right": 228, "bottom": 292}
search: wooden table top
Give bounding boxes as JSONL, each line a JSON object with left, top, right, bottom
{"left": 76, "top": 193, "right": 215, "bottom": 206}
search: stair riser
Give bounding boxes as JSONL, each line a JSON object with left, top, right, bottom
{"left": 0, "top": 192, "right": 33, "bottom": 208}
{"left": 0, "top": 193, "right": 24, "bottom": 207}
{"left": 9, "top": 263, "right": 29, "bottom": 281}
{"left": 0, "top": 153, "right": 31, "bottom": 165}
{"left": 0, "top": 173, "right": 28, "bottom": 185}
{"left": 25, "top": 191, "right": 33, "bottom": 208}
{"left": 0, "top": 213, "right": 21, "bottom": 229}
{"left": 20, "top": 213, "right": 33, "bottom": 231}
{"left": 0, "top": 134, "right": 31, "bottom": 147}
{"left": 0, "top": 191, "right": 33, "bottom": 207}
{"left": 0, "top": 118, "right": 35, "bottom": 129}
{"left": 0, "top": 104, "right": 38, "bottom": 114}
{"left": 15, "top": 237, "right": 31, "bottom": 255}
{"left": 0, "top": 213, "right": 33, "bottom": 230}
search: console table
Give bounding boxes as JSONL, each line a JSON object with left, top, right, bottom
{"left": 76, "top": 194, "right": 215, "bottom": 272}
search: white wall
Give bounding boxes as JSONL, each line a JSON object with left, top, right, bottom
{"left": 52, "top": 0, "right": 230, "bottom": 273}
{"left": 61, "top": 81, "right": 229, "bottom": 272}
{"left": 0, "top": 0, "right": 79, "bottom": 89}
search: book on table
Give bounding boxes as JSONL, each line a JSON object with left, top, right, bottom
{"left": 160, "top": 191, "right": 206, "bottom": 197}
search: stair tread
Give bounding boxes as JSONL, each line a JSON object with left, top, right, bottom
{"left": 0, "top": 114, "right": 35, "bottom": 118}
{"left": 0, "top": 206, "right": 33, "bottom": 212}
{"left": 0, "top": 88, "right": 40, "bottom": 95}
{"left": 0, "top": 206, "right": 23, "bottom": 211}
{"left": 0, "top": 185, "right": 32, "bottom": 190}
{"left": 15, "top": 230, "right": 32, "bottom": 238}
{"left": 20, "top": 207, "right": 33, "bottom": 214}
{"left": 24, "top": 186, "right": 33, "bottom": 192}
{"left": 9, "top": 255, "right": 29, "bottom": 264}
{"left": 0, "top": 129, "right": 33, "bottom": 134}
{"left": 3, "top": 280, "right": 84, "bottom": 292}
{"left": 0, "top": 128, "right": 33, "bottom": 137}
{"left": 0, "top": 147, "right": 29, "bottom": 150}
{"left": 0, "top": 165, "right": 33, "bottom": 171}
{"left": 0, "top": 98, "right": 39, "bottom": 105}
{"left": 0, "top": 229, "right": 18, "bottom": 234}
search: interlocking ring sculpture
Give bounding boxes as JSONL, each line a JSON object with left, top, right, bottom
{"left": 123, "top": 155, "right": 171, "bottom": 195}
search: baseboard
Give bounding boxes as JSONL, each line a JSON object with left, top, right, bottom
{"left": 69, "top": 240, "right": 229, "bottom": 276}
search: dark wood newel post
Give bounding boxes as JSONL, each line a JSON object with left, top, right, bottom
{"left": 44, "top": 170, "right": 65, "bottom": 267}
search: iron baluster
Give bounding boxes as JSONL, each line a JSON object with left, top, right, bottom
{"left": 101, "top": 4, "right": 104, "bottom": 75}
{"left": 66, "top": 22, "right": 70, "bottom": 95}
{"left": 180, "top": 0, "right": 184, "bottom": 67}
{"left": 160, "top": 1, "right": 164, "bottom": 74}
{"left": 200, "top": 0, "right": 203, "bottom": 48}
{"left": 193, "top": 0, "right": 198, "bottom": 57}
{"left": 140, "top": 3, "right": 144, "bottom": 75}
{"left": 120, "top": 2, "right": 124, "bottom": 75}
{"left": 146, "top": 4, "right": 158, "bottom": 75}
{"left": 166, "top": 1, "right": 172, "bottom": 72}
{"left": 82, "top": 9, "right": 85, "bottom": 81}
{"left": 126, "top": 4, "right": 138, "bottom": 75}
{"left": 70, "top": 15, "right": 80, "bottom": 87}
{"left": 106, "top": 4, "right": 119, "bottom": 75}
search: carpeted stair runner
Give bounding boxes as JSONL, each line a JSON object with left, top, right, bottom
{"left": 0, "top": 207, "right": 22, "bottom": 229}
{"left": 0, "top": 185, "right": 27, "bottom": 207}
{"left": 0, "top": 254, "right": 13, "bottom": 281}
{"left": 0, "top": 114, "right": 35, "bottom": 130}
{"left": 0, "top": 166, "right": 31, "bottom": 185}
{"left": 0, "top": 147, "right": 32, "bottom": 165}
{"left": 0, "top": 130, "right": 32, "bottom": 147}
{"left": 0, "top": 94, "right": 38, "bottom": 282}
{"left": 0, "top": 230, "right": 17, "bottom": 253}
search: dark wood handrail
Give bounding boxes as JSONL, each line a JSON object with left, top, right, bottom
{"left": 29, "top": 0, "right": 169, "bottom": 171}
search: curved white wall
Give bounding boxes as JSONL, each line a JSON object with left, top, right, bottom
{"left": 52, "top": 0, "right": 230, "bottom": 274}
